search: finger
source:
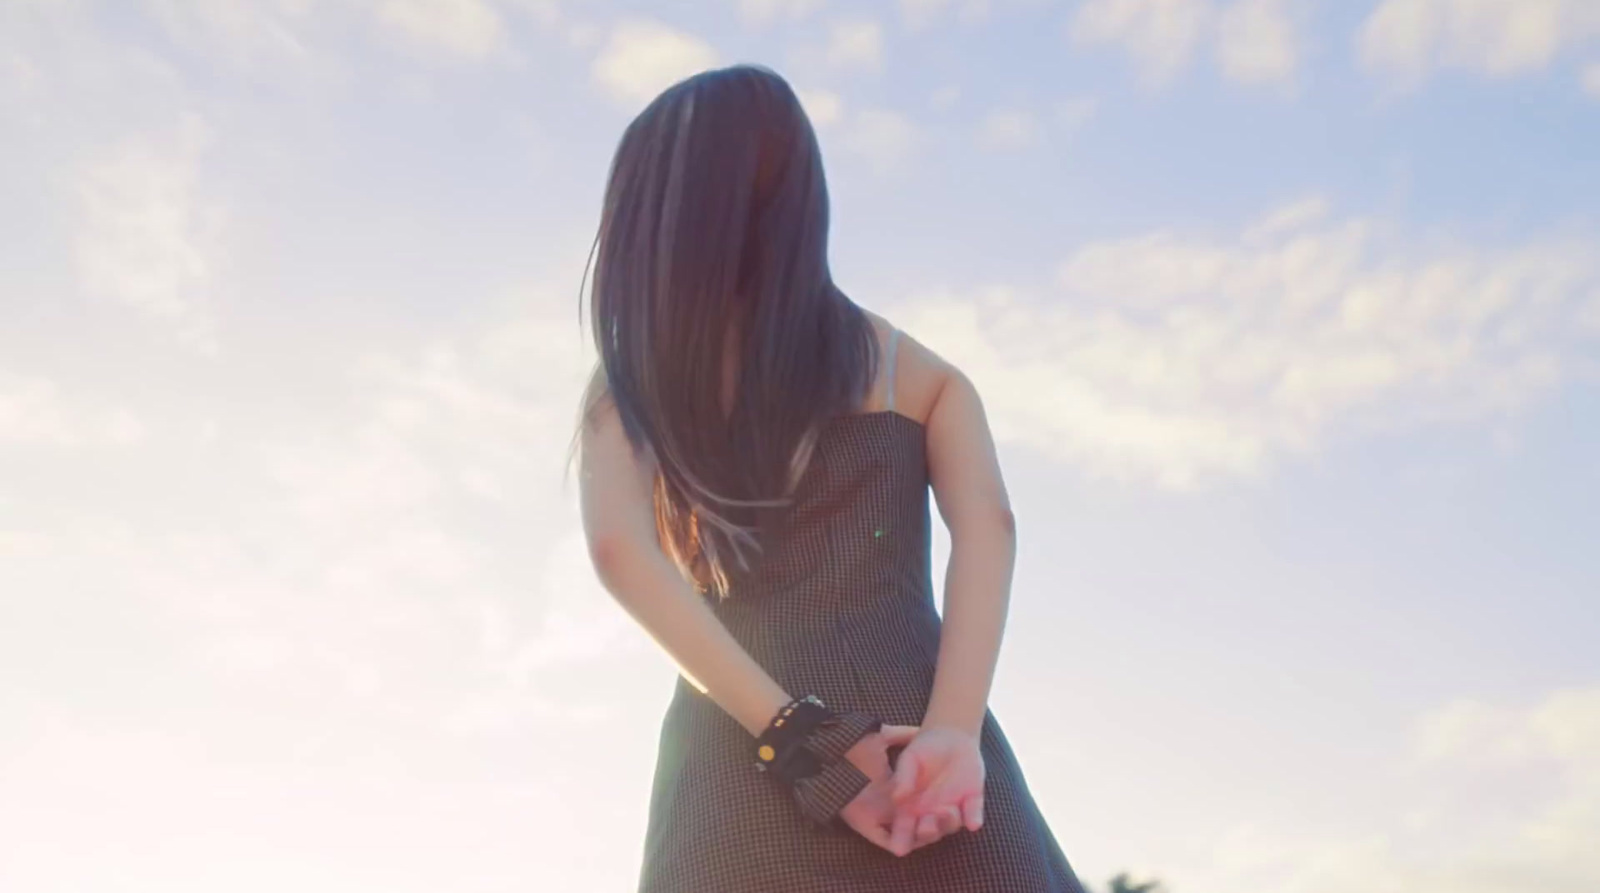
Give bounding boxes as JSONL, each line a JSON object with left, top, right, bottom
{"left": 878, "top": 724, "right": 919, "bottom": 746}
{"left": 936, "top": 804, "right": 963, "bottom": 836}
{"left": 961, "top": 794, "right": 984, "bottom": 832}
{"left": 850, "top": 816, "right": 895, "bottom": 853}
{"left": 888, "top": 805, "right": 918, "bottom": 857}
{"left": 914, "top": 812, "right": 941, "bottom": 846}
{"left": 891, "top": 754, "right": 921, "bottom": 803}
{"left": 915, "top": 774, "right": 963, "bottom": 813}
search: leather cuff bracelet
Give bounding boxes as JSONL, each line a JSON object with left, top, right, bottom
{"left": 753, "top": 695, "right": 835, "bottom": 784}
{"left": 754, "top": 695, "right": 884, "bottom": 828}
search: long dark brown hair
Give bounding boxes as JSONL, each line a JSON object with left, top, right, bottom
{"left": 579, "top": 64, "right": 879, "bottom": 597}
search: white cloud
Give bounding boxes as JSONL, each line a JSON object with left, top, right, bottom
{"left": 0, "top": 374, "right": 80, "bottom": 447}
{"left": 591, "top": 18, "right": 717, "bottom": 106}
{"left": 1407, "top": 688, "right": 1600, "bottom": 890}
{"left": 977, "top": 107, "right": 1039, "bottom": 150}
{"left": 1152, "top": 685, "right": 1600, "bottom": 893}
{"left": 561, "top": 19, "right": 602, "bottom": 50}
{"left": 74, "top": 112, "right": 221, "bottom": 354}
{"left": 375, "top": 0, "right": 507, "bottom": 59}
{"left": 841, "top": 107, "right": 918, "bottom": 169}
{"left": 1071, "top": 0, "right": 1304, "bottom": 88}
{"left": 1071, "top": 0, "right": 1216, "bottom": 85}
{"left": 143, "top": 0, "right": 569, "bottom": 71}
{"left": 825, "top": 18, "right": 884, "bottom": 71}
{"left": 1217, "top": 0, "right": 1301, "bottom": 88}
{"left": 1242, "top": 194, "right": 1331, "bottom": 243}
{"left": 796, "top": 88, "right": 844, "bottom": 127}
{"left": 1582, "top": 61, "right": 1600, "bottom": 97}
{"left": 498, "top": 0, "right": 563, "bottom": 26}
{"left": 0, "top": 373, "right": 145, "bottom": 447}
{"left": 1360, "top": 0, "right": 1600, "bottom": 83}
{"left": 142, "top": 0, "right": 323, "bottom": 73}
{"left": 895, "top": 200, "right": 1600, "bottom": 488}
{"left": 1412, "top": 687, "right": 1600, "bottom": 791}
{"left": 736, "top": 0, "right": 826, "bottom": 26}
{"left": 4, "top": 293, "right": 610, "bottom": 730}
{"left": 502, "top": 532, "right": 651, "bottom": 678}
{"left": 898, "top": 0, "right": 994, "bottom": 28}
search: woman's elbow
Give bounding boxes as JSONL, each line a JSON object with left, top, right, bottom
{"left": 586, "top": 532, "right": 639, "bottom": 593}
{"left": 996, "top": 506, "right": 1017, "bottom": 546}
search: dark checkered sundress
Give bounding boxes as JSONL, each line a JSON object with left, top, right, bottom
{"left": 638, "top": 329, "right": 1089, "bottom": 892}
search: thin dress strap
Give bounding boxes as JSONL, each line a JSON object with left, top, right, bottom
{"left": 884, "top": 327, "right": 901, "bottom": 413}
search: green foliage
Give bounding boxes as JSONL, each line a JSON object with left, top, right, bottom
{"left": 1107, "top": 872, "right": 1165, "bottom": 893}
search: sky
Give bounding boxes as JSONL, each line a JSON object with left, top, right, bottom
{"left": 1, "top": 0, "right": 1598, "bottom": 891}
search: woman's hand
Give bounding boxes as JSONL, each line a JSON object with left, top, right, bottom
{"left": 886, "top": 725, "right": 986, "bottom": 855}
{"left": 837, "top": 723, "right": 961, "bottom": 856}
{"left": 836, "top": 724, "right": 919, "bottom": 852}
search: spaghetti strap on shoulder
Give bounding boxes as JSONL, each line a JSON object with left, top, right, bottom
{"left": 884, "top": 326, "right": 901, "bottom": 413}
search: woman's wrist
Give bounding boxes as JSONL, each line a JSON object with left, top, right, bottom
{"left": 753, "top": 696, "right": 882, "bottom": 778}
{"left": 921, "top": 708, "right": 984, "bottom": 739}
{"left": 752, "top": 695, "right": 834, "bottom": 779}
{"left": 749, "top": 694, "right": 885, "bottom": 827}
{"left": 737, "top": 685, "right": 798, "bottom": 737}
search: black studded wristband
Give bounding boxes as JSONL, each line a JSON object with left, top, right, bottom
{"left": 753, "top": 695, "right": 886, "bottom": 828}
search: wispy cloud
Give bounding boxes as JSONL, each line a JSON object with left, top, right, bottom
{"left": 1360, "top": 0, "right": 1600, "bottom": 84}
{"left": 1071, "top": 0, "right": 1216, "bottom": 85}
{"left": 898, "top": 0, "right": 994, "bottom": 29}
{"left": 142, "top": 0, "right": 323, "bottom": 73}
{"left": 825, "top": 18, "right": 885, "bottom": 72}
{"left": 73, "top": 112, "right": 222, "bottom": 354}
{"left": 591, "top": 18, "right": 717, "bottom": 106}
{"left": 797, "top": 87, "right": 844, "bottom": 127}
{"left": 142, "top": 0, "right": 568, "bottom": 72}
{"left": 1217, "top": 0, "right": 1302, "bottom": 89}
{"left": 1149, "top": 684, "right": 1600, "bottom": 893}
{"left": 840, "top": 106, "right": 919, "bottom": 169}
{"left": 898, "top": 199, "right": 1600, "bottom": 487}
{"left": 735, "top": 0, "right": 827, "bottom": 27}
{"left": 1071, "top": 0, "right": 1305, "bottom": 89}
{"left": 374, "top": 0, "right": 508, "bottom": 60}
{"left": 0, "top": 372, "right": 145, "bottom": 447}
{"left": 0, "top": 293, "right": 612, "bottom": 736}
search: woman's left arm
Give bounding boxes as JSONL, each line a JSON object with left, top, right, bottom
{"left": 884, "top": 357, "right": 1009, "bottom": 853}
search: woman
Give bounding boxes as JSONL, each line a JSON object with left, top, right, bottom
{"left": 576, "top": 65, "right": 1088, "bottom": 892}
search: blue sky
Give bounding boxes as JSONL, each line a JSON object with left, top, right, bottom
{"left": 2, "top": 1, "right": 1598, "bottom": 891}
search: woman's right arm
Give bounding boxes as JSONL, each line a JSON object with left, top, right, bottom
{"left": 577, "top": 381, "right": 794, "bottom": 738}
{"left": 579, "top": 375, "right": 929, "bottom": 844}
